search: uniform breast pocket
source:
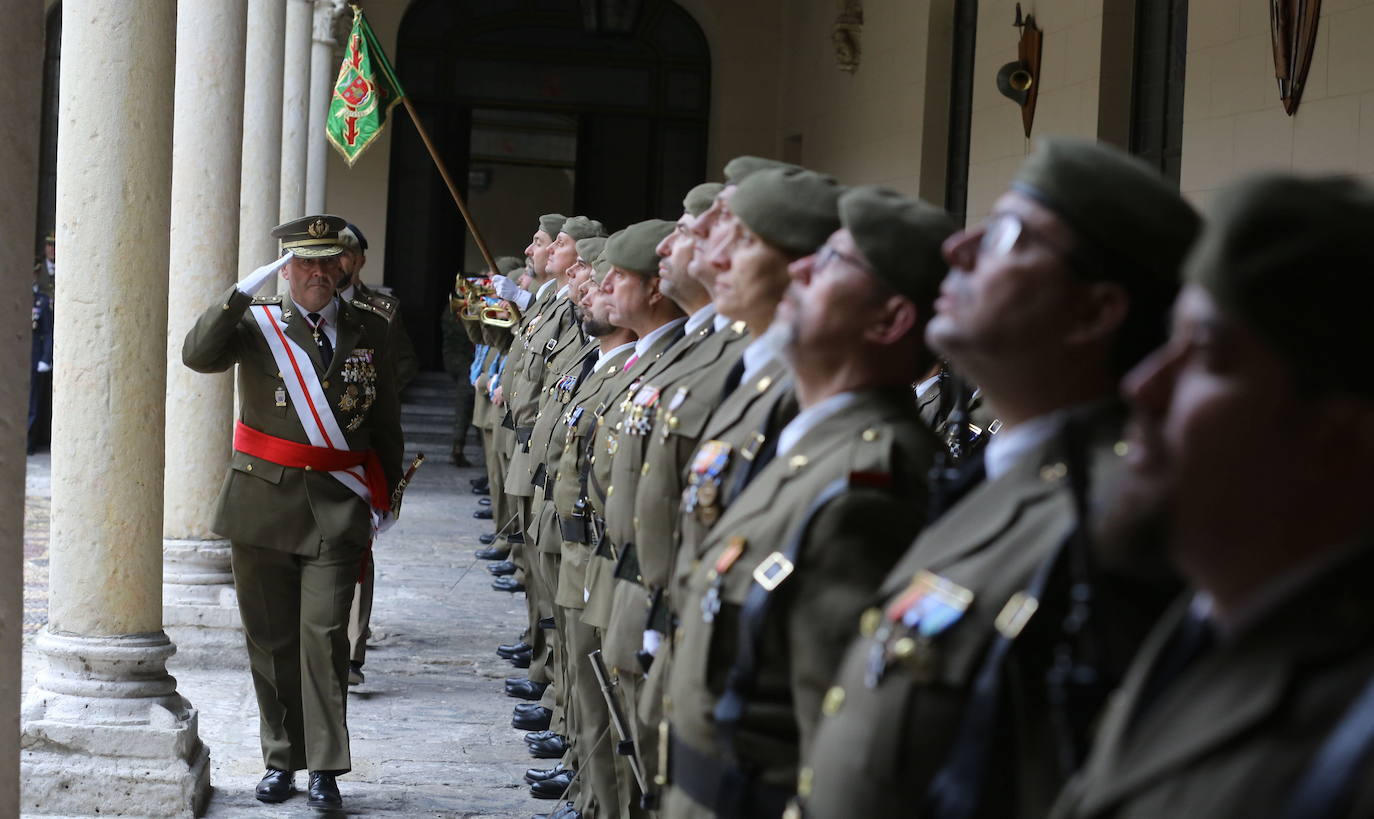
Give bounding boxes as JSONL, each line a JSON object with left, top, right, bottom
{"left": 229, "top": 451, "right": 285, "bottom": 485}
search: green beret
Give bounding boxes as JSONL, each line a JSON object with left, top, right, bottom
{"left": 731, "top": 167, "right": 842, "bottom": 257}
{"left": 723, "top": 156, "right": 803, "bottom": 186}
{"left": 839, "top": 186, "right": 955, "bottom": 308}
{"left": 538, "top": 213, "right": 567, "bottom": 238}
{"left": 561, "top": 216, "right": 607, "bottom": 241}
{"left": 496, "top": 255, "right": 523, "bottom": 275}
{"left": 591, "top": 234, "right": 622, "bottom": 284}
{"left": 576, "top": 236, "right": 607, "bottom": 263}
{"left": 604, "top": 219, "right": 675, "bottom": 276}
{"left": 1188, "top": 173, "right": 1374, "bottom": 396}
{"left": 683, "top": 183, "right": 724, "bottom": 217}
{"left": 1011, "top": 137, "right": 1199, "bottom": 286}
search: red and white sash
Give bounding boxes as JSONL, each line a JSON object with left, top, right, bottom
{"left": 248, "top": 302, "right": 374, "bottom": 509}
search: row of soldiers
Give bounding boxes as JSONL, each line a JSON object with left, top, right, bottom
{"left": 451, "top": 140, "right": 1374, "bottom": 819}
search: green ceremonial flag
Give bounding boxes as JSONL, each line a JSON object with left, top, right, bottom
{"left": 327, "top": 7, "right": 405, "bottom": 166}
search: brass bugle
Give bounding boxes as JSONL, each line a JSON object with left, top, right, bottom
{"left": 481, "top": 304, "right": 517, "bottom": 328}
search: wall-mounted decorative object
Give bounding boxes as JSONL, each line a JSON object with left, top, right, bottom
{"left": 995, "top": 3, "right": 1042, "bottom": 138}
{"left": 833, "top": 0, "right": 863, "bottom": 73}
{"left": 1270, "top": 0, "right": 1321, "bottom": 115}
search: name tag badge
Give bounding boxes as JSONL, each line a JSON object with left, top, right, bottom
{"left": 275, "top": 386, "right": 287, "bottom": 407}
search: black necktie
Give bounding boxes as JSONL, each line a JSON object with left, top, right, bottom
{"left": 307, "top": 312, "right": 334, "bottom": 365}
{"left": 722, "top": 356, "right": 746, "bottom": 396}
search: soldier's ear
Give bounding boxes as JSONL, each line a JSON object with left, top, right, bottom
{"left": 865, "top": 294, "right": 917, "bottom": 346}
{"left": 1063, "top": 281, "right": 1128, "bottom": 348}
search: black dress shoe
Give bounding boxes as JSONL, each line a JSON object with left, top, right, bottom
{"left": 552, "top": 804, "right": 582, "bottom": 819}
{"left": 492, "top": 576, "right": 525, "bottom": 593}
{"left": 531, "top": 770, "right": 574, "bottom": 799}
{"left": 507, "top": 532, "right": 526, "bottom": 544}
{"left": 524, "top": 729, "right": 558, "bottom": 742}
{"left": 306, "top": 771, "right": 342, "bottom": 810}
{"left": 498, "top": 641, "right": 532, "bottom": 659}
{"left": 452, "top": 452, "right": 473, "bottom": 467}
{"left": 472, "top": 485, "right": 490, "bottom": 496}
{"left": 478, "top": 533, "right": 498, "bottom": 546}
{"left": 527, "top": 734, "right": 570, "bottom": 759}
{"left": 513, "top": 705, "right": 553, "bottom": 731}
{"left": 506, "top": 678, "right": 549, "bottom": 700}
{"left": 488, "top": 560, "right": 518, "bottom": 576}
{"left": 479, "top": 496, "right": 492, "bottom": 506}
{"left": 474, "top": 507, "right": 493, "bottom": 520}
{"left": 524, "top": 763, "right": 569, "bottom": 784}
{"left": 510, "top": 649, "right": 532, "bottom": 669}
{"left": 255, "top": 768, "right": 294, "bottom": 803}
{"left": 470, "top": 476, "right": 488, "bottom": 488}
{"left": 476, "top": 546, "right": 509, "bottom": 561}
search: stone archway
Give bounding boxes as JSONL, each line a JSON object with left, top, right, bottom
{"left": 383, "top": 0, "right": 711, "bottom": 369}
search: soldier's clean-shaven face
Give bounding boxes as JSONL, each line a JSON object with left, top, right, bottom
{"left": 689, "top": 186, "right": 736, "bottom": 290}
{"left": 525, "top": 229, "right": 554, "bottom": 278}
{"left": 284, "top": 255, "right": 343, "bottom": 312}
{"left": 604, "top": 267, "right": 657, "bottom": 329}
{"left": 713, "top": 221, "right": 791, "bottom": 327}
{"left": 657, "top": 212, "right": 704, "bottom": 304}
{"left": 546, "top": 232, "right": 579, "bottom": 281}
{"left": 927, "top": 191, "right": 1086, "bottom": 372}
{"left": 566, "top": 258, "right": 594, "bottom": 321}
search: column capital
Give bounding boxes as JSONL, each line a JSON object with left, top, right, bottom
{"left": 313, "top": 0, "right": 348, "bottom": 46}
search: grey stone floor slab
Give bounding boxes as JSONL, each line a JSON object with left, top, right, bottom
{"left": 24, "top": 450, "right": 554, "bottom": 818}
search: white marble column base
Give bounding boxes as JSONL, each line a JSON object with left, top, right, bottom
{"left": 164, "top": 538, "right": 245, "bottom": 668}
{"left": 20, "top": 631, "right": 210, "bottom": 817}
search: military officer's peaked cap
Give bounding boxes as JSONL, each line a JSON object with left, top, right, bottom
{"left": 840, "top": 186, "right": 956, "bottom": 308}
{"left": 684, "top": 182, "right": 724, "bottom": 217}
{"left": 539, "top": 213, "right": 568, "bottom": 238}
{"left": 561, "top": 216, "right": 607, "bottom": 241}
{"left": 1188, "top": 173, "right": 1374, "bottom": 397}
{"left": 496, "top": 255, "right": 524, "bottom": 275}
{"left": 576, "top": 236, "right": 608, "bottom": 263}
{"left": 1012, "top": 137, "right": 1199, "bottom": 285}
{"left": 272, "top": 214, "right": 348, "bottom": 258}
{"left": 731, "top": 166, "right": 843, "bottom": 257}
{"left": 605, "top": 220, "right": 674, "bottom": 276}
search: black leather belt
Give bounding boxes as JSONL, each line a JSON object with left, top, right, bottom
{"left": 668, "top": 733, "right": 790, "bottom": 819}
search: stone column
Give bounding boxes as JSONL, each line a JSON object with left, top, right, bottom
{"left": 280, "top": 0, "right": 312, "bottom": 223}
{"left": 162, "top": 0, "right": 249, "bottom": 669}
{"left": 0, "top": 5, "right": 43, "bottom": 817}
{"left": 238, "top": 0, "right": 287, "bottom": 291}
{"left": 20, "top": 2, "right": 210, "bottom": 816}
{"left": 306, "top": 0, "right": 346, "bottom": 214}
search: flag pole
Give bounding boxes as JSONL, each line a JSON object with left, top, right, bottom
{"left": 397, "top": 98, "right": 500, "bottom": 278}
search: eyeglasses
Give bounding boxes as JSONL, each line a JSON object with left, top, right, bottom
{"left": 815, "top": 242, "right": 872, "bottom": 274}
{"left": 978, "top": 212, "right": 1101, "bottom": 278}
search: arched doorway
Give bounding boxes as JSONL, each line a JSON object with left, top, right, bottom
{"left": 384, "top": 0, "right": 711, "bottom": 369}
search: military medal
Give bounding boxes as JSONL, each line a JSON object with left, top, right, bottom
{"left": 701, "top": 536, "right": 746, "bottom": 623}
{"left": 629, "top": 385, "right": 662, "bottom": 435}
{"left": 865, "top": 571, "right": 973, "bottom": 688}
{"left": 685, "top": 440, "right": 731, "bottom": 525}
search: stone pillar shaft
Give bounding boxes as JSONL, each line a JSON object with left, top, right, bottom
{"left": 306, "top": 0, "right": 343, "bottom": 215}
{"left": 280, "top": 0, "right": 312, "bottom": 222}
{"left": 238, "top": 0, "right": 287, "bottom": 284}
{"left": 0, "top": 4, "right": 43, "bottom": 816}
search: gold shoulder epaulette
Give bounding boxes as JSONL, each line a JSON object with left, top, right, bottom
{"left": 251, "top": 294, "right": 283, "bottom": 305}
{"left": 351, "top": 295, "right": 397, "bottom": 321}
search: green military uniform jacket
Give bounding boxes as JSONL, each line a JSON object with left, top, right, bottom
{"left": 352, "top": 281, "right": 418, "bottom": 392}
{"left": 662, "top": 389, "right": 936, "bottom": 819}
{"left": 182, "top": 285, "right": 404, "bottom": 556}
{"left": 580, "top": 321, "right": 688, "bottom": 629}
{"left": 493, "top": 283, "right": 556, "bottom": 478}
{"left": 550, "top": 343, "right": 637, "bottom": 611}
{"left": 1052, "top": 545, "right": 1374, "bottom": 819}
{"left": 525, "top": 337, "right": 597, "bottom": 554}
{"left": 802, "top": 402, "right": 1136, "bottom": 818}
{"left": 505, "top": 288, "right": 579, "bottom": 498}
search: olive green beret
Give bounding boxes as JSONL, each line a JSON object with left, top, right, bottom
{"left": 591, "top": 234, "right": 622, "bottom": 284}
{"left": 538, "top": 213, "right": 567, "bottom": 238}
{"left": 576, "top": 236, "right": 607, "bottom": 263}
{"left": 1188, "top": 173, "right": 1374, "bottom": 396}
{"left": 561, "top": 216, "right": 607, "bottom": 241}
{"left": 839, "top": 186, "right": 956, "bottom": 308}
{"left": 684, "top": 183, "right": 724, "bottom": 217}
{"left": 723, "top": 156, "right": 803, "bottom": 186}
{"left": 605, "top": 219, "right": 675, "bottom": 276}
{"left": 1011, "top": 137, "right": 1199, "bottom": 285}
{"left": 731, "top": 167, "right": 843, "bottom": 257}
{"left": 496, "top": 256, "right": 523, "bottom": 275}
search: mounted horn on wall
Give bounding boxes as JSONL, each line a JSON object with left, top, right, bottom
{"left": 1270, "top": 0, "right": 1322, "bottom": 115}
{"left": 995, "top": 4, "right": 1043, "bottom": 138}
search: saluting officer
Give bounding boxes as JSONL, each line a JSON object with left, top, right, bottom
{"left": 182, "top": 215, "right": 403, "bottom": 812}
